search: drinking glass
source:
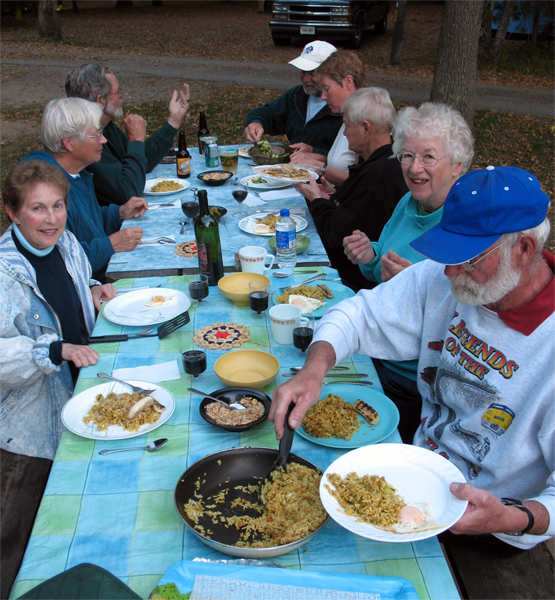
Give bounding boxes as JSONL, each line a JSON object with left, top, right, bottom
{"left": 293, "top": 314, "right": 315, "bottom": 353}
{"left": 188, "top": 274, "right": 209, "bottom": 303}
{"left": 249, "top": 280, "right": 269, "bottom": 315}
{"left": 219, "top": 147, "right": 239, "bottom": 173}
{"left": 232, "top": 189, "right": 248, "bottom": 218}
{"left": 181, "top": 200, "right": 199, "bottom": 235}
{"left": 182, "top": 350, "right": 207, "bottom": 378}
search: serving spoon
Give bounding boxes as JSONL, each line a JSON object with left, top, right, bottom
{"left": 99, "top": 438, "right": 168, "bottom": 455}
{"left": 188, "top": 387, "right": 247, "bottom": 411}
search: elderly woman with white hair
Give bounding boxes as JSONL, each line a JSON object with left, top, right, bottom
{"left": 22, "top": 97, "right": 147, "bottom": 279}
{"left": 343, "top": 102, "right": 475, "bottom": 443}
{"left": 295, "top": 87, "right": 408, "bottom": 292}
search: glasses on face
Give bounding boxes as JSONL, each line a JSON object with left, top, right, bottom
{"left": 105, "top": 89, "right": 123, "bottom": 98}
{"left": 460, "top": 244, "right": 501, "bottom": 272}
{"left": 397, "top": 152, "right": 444, "bottom": 167}
{"left": 84, "top": 127, "right": 104, "bottom": 142}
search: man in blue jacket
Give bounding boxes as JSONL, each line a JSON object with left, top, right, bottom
{"left": 66, "top": 63, "right": 190, "bottom": 207}
{"left": 244, "top": 41, "right": 342, "bottom": 156}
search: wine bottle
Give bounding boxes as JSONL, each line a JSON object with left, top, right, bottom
{"left": 198, "top": 111, "right": 210, "bottom": 154}
{"left": 194, "top": 189, "right": 224, "bottom": 286}
{"left": 176, "top": 131, "right": 191, "bottom": 179}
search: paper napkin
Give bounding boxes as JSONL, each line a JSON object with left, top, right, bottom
{"left": 113, "top": 360, "right": 181, "bottom": 383}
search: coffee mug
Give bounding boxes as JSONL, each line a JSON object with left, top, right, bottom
{"left": 239, "top": 246, "right": 275, "bottom": 274}
{"left": 269, "top": 304, "right": 310, "bottom": 345}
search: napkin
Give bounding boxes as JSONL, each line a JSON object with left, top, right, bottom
{"left": 259, "top": 188, "right": 303, "bottom": 201}
{"left": 138, "top": 235, "right": 176, "bottom": 247}
{"left": 112, "top": 360, "right": 181, "bottom": 383}
{"left": 243, "top": 193, "right": 267, "bottom": 207}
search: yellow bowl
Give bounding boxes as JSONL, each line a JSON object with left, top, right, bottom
{"left": 214, "top": 350, "right": 280, "bottom": 390}
{"left": 218, "top": 272, "right": 270, "bottom": 305}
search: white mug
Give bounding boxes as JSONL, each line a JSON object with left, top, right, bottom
{"left": 239, "top": 246, "right": 275, "bottom": 274}
{"left": 269, "top": 304, "right": 309, "bottom": 345}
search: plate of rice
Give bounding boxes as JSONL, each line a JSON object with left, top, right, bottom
{"left": 62, "top": 380, "right": 175, "bottom": 440}
{"left": 296, "top": 384, "right": 399, "bottom": 448}
{"left": 272, "top": 280, "right": 354, "bottom": 318}
{"left": 320, "top": 444, "right": 468, "bottom": 543}
{"left": 143, "top": 177, "right": 189, "bottom": 195}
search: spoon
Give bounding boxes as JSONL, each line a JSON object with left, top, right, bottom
{"left": 180, "top": 220, "right": 186, "bottom": 234}
{"left": 188, "top": 387, "right": 247, "bottom": 411}
{"left": 98, "top": 438, "right": 168, "bottom": 455}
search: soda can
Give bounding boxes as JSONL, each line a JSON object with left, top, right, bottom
{"left": 205, "top": 143, "right": 220, "bottom": 168}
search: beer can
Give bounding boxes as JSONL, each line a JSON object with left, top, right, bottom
{"left": 205, "top": 143, "right": 220, "bottom": 168}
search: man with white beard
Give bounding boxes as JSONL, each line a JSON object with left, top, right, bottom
{"left": 270, "top": 166, "right": 554, "bottom": 551}
{"left": 66, "top": 64, "right": 190, "bottom": 206}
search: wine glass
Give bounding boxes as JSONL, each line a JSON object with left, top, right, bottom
{"left": 181, "top": 199, "right": 199, "bottom": 235}
{"left": 182, "top": 350, "right": 207, "bottom": 378}
{"left": 249, "top": 280, "right": 269, "bottom": 316}
{"left": 232, "top": 189, "right": 248, "bottom": 218}
{"left": 293, "top": 314, "right": 315, "bottom": 353}
{"left": 188, "top": 274, "right": 209, "bottom": 303}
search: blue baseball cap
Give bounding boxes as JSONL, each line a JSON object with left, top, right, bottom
{"left": 410, "top": 166, "right": 550, "bottom": 265}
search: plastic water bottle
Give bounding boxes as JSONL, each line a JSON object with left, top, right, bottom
{"left": 275, "top": 208, "right": 297, "bottom": 269}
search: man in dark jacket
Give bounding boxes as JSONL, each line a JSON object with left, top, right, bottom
{"left": 244, "top": 41, "right": 342, "bottom": 156}
{"left": 66, "top": 63, "right": 190, "bottom": 207}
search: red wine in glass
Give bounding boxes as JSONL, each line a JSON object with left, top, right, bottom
{"left": 188, "top": 275, "right": 209, "bottom": 302}
{"left": 232, "top": 190, "right": 248, "bottom": 217}
{"left": 293, "top": 327, "right": 314, "bottom": 352}
{"left": 249, "top": 290, "right": 268, "bottom": 315}
{"left": 182, "top": 350, "right": 207, "bottom": 378}
{"left": 181, "top": 201, "right": 199, "bottom": 234}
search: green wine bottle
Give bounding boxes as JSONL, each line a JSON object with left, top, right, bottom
{"left": 195, "top": 189, "right": 224, "bottom": 286}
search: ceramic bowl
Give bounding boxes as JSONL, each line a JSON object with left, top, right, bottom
{"left": 214, "top": 350, "right": 280, "bottom": 390}
{"left": 268, "top": 234, "right": 310, "bottom": 255}
{"left": 218, "top": 272, "right": 271, "bottom": 305}
{"left": 248, "top": 144, "right": 290, "bottom": 165}
{"left": 199, "top": 387, "right": 271, "bottom": 432}
{"left": 197, "top": 170, "right": 233, "bottom": 186}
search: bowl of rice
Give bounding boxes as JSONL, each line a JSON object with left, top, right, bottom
{"left": 199, "top": 387, "right": 271, "bottom": 431}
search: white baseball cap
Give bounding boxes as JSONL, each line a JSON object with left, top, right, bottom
{"left": 288, "top": 41, "right": 337, "bottom": 71}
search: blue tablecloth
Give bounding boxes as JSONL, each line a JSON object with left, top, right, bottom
{"left": 11, "top": 270, "right": 460, "bottom": 600}
{"left": 107, "top": 145, "right": 329, "bottom": 277}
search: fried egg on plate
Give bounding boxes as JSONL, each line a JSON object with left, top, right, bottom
{"left": 145, "top": 295, "right": 176, "bottom": 308}
{"left": 288, "top": 294, "right": 326, "bottom": 314}
{"left": 252, "top": 223, "right": 272, "bottom": 234}
{"left": 380, "top": 503, "right": 441, "bottom": 534}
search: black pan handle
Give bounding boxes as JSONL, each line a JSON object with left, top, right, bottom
{"left": 88, "top": 334, "right": 129, "bottom": 343}
{"left": 276, "top": 402, "right": 295, "bottom": 471}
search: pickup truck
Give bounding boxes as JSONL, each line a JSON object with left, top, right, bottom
{"left": 269, "top": 0, "right": 390, "bottom": 49}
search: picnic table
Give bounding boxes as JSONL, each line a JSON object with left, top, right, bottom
{"left": 9, "top": 270, "right": 461, "bottom": 600}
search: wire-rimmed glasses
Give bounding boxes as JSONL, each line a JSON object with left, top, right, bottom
{"left": 396, "top": 152, "right": 444, "bottom": 168}
{"left": 460, "top": 244, "right": 501, "bottom": 272}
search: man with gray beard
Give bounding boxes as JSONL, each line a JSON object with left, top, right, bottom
{"left": 66, "top": 64, "right": 190, "bottom": 207}
{"left": 270, "top": 166, "right": 554, "bottom": 551}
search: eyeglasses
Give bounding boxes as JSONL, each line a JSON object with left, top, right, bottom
{"left": 84, "top": 127, "right": 104, "bottom": 142}
{"left": 105, "top": 89, "right": 123, "bottom": 98}
{"left": 396, "top": 152, "right": 444, "bottom": 167}
{"left": 460, "top": 244, "right": 501, "bottom": 272}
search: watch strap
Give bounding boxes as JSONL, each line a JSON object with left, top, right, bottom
{"left": 501, "top": 497, "right": 534, "bottom": 535}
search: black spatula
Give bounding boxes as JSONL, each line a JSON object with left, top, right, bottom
{"left": 88, "top": 311, "right": 190, "bottom": 343}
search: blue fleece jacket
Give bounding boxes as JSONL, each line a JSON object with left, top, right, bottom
{"left": 22, "top": 151, "right": 121, "bottom": 275}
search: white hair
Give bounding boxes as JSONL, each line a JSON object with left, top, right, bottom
{"left": 342, "top": 87, "right": 396, "bottom": 133}
{"left": 41, "top": 97, "right": 103, "bottom": 155}
{"left": 499, "top": 217, "right": 551, "bottom": 255}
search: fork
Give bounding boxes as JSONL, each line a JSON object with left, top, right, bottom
{"left": 278, "top": 272, "right": 326, "bottom": 292}
{"left": 97, "top": 373, "right": 156, "bottom": 396}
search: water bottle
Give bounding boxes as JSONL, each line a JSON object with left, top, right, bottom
{"left": 275, "top": 208, "right": 297, "bottom": 269}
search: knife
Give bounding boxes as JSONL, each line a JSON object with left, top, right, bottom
{"left": 283, "top": 372, "right": 368, "bottom": 378}
{"left": 290, "top": 366, "right": 349, "bottom": 372}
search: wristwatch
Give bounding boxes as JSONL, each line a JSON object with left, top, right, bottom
{"left": 320, "top": 163, "right": 327, "bottom": 178}
{"left": 501, "top": 497, "right": 534, "bottom": 535}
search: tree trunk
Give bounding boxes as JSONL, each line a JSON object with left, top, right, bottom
{"left": 37, "top": 0, "right": 62, "bottom": 40}
{"left": 530, "top": 2, "right": 541, "bottom": 52}
{"left": 479, "top": 0, "right": 494, "bottom": 58}
{"left": 492, "top": 0, "right": 516, "bottom": 67}
{"left": 390, "top": 0, "right": 408, "bottom": 66}
{"left": 430, "top": 0, "right": 482, "bottom": 130}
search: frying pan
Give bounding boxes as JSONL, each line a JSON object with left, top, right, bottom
{"left": 174, "top": 446, "right": 328, "bottom": 558}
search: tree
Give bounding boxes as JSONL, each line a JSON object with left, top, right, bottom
{"left": 390, "top": 1, "right": 408, "bottom": 66}
{"left": 37, "top": 0, "right": 62, "bottom": 40}
{"left": 430, "top": 0, "right": 483, "bottom": 129}
{"left": 479, "top": 0, "right": 516, "bottom": 67}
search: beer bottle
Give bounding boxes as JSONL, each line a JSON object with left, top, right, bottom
{"left": 195, "top": 189, "right": 224, "bottom": 286}
{"left": 176, "top": 130, "right": 191, "bottom": 179}
{"left": 198, "top": 111, "right": 210, "bottom": 154}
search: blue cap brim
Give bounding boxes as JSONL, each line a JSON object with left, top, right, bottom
{"left": 409, "top": 224, "right": 503, "bottom": 265}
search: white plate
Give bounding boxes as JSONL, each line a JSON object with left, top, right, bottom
{"left": 240, "top": 175, "right": 291, "bottom": 190}
{"left": 103, "top": 288, "right": 191, "bottom": 326}
{"left": 238, "top": 213, "right": 308, "bottom": 237}
{"left": 320, "top": 444, "right": 468, "bottom": 543}
{"left": 252, "top": 164, "right": 318, "bottom": 183}
{"left": 62, "top": 380, "right": 175, "bottom": 440}
{"left": 238, "top": 145, "right": 253, "bottom": 158}
{"left": 143, "top": 178, "right": 190, "bottom": 195}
